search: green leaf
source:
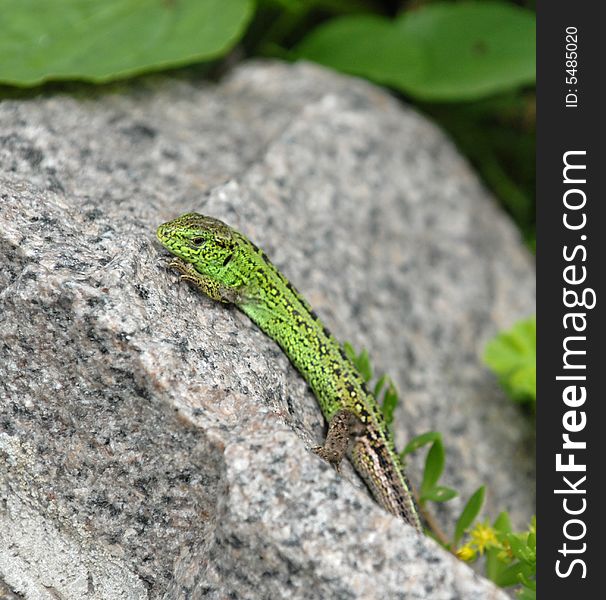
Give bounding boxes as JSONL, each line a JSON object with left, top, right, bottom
{"left": 507, "top": 534, "right": 527, "bottom": 560}
{"left": 402, "top": 431, "right": 442, "bottom": 456}
{"left": 491, "top": 560, "right": 530, "bottom": 588}
{"left": 454, "top": 486, "right": 485, "bottom": 545}
{"left": 296, "top": 2, "right": 536, "bottom": 101}
{"left": 484, "top": 316, "right": 536, "bottom": 405}
{"left": 493, "top": 511, "right": 513, "bottom": 534}
{"left": 420, "top": 439, "right": 445, "bottom": 496}
{"left": 355, "top": 349, "right": 373, "bottom": 382}
{"left": 506, "top": 532, "right": 536, "bottom": 566}
{"left": 373, "top": 374, "right": 388, "bottom": 399}
{"left": 485, "top": 545, "right": 506, "bottom": 583}
{"left": 421, "top": 485, "right": 458, "bottom": 503}
{"left": 0, "top": 0, "right": 253, "bottom": 86}
{"left": 381, "top": 382, "right": 398, "bottom": 426}
{"left": 518, "top": 586, "right": 536, "bottom": 600}
{"left": 297, "top": 14, "right": 424, "bottom": 92}
{"left": 519, "top": 572, "right": 537, "bottom": 593}
{"left": 343, "top": 341, "right": 357, "bottom": 364}
{"left": 343, "top": 343, "right": 373, "bottom": 382}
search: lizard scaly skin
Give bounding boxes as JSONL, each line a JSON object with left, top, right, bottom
{"left": 157, "top": 213, "right": 421, "bottom": 531}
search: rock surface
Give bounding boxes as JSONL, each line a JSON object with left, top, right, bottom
{"left": 0, "top": 61, "right": 534, "bottom": 599}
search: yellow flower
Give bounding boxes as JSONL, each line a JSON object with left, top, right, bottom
{"left": 456, "top": 545, "right": 477, "bottom": 561}
{"left": 469, "top": 522, "right": 498, "bottom": 555}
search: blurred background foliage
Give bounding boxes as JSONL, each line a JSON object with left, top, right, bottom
{"left": 1, "top": 0, "right": 535, "bottom": 246}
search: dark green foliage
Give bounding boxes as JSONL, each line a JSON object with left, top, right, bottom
{"left": 0, "top": 1, "right": 535, "bottom": 243}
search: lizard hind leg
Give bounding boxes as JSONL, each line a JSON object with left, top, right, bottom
{"left": 312, "top": 409, "right": 365, "bottom": 473}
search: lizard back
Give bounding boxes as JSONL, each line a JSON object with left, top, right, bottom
{"left": 157, "top": 213, "right": 421, "bottom": 530}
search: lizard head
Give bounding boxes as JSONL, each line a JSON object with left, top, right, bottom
{"left": 156, "top": 213, "right": 237, "bottom": 275}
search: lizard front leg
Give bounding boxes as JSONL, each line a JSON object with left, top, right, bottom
{"left": 169, "top": 257, "right": 241, "bottom": 304}
{"left": 312, "top": 409, "right": 365, "bottom": 472}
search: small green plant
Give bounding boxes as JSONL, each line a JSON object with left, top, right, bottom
{"left": 345, "top": 342, "right": 536, "bottom": 598}
{"left": 344, "top": 341, "right": 399, "bottom": 426}
{"left": 458, "top": 514, "right": 536, "bottom": 599}
{"left": 484, "top": 316, "right": 536, "bottom": 409}
{"left": 402, "top": 432, "right": 458, "bottom": 505}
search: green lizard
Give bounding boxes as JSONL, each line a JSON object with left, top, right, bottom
{"left": 157, "top": 213, "right": 421, "bottom": 531}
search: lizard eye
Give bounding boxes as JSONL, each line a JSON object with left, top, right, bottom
{"left": 190, "top": 237, "right": 205, "bottom": 247}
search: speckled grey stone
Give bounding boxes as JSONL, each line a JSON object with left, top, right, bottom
{"left": 1, "top": 576, "right": 24, "bottom": 599}
{"left": 0, "top": 60, "right": 533, "bottom": 599}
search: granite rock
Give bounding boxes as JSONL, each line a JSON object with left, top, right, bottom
{"left": 0, "top": 61, "right": 534, "bottom": 599}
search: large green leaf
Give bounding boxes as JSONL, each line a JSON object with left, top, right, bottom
{"left": 0, "top": 0, "right": 253, "bottom": 86}
{"left": 296, "top": 2, "right": 535, "bottom": 101}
